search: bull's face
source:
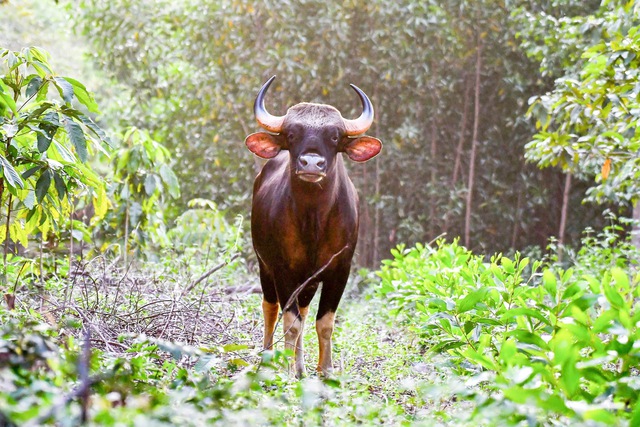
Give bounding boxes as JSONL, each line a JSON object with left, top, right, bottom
{"left": 244, "top": 76, "right": 382, "bottom": 183}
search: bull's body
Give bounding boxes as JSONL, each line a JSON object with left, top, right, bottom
{"left": 245, "top": 77, "right": 381, "bottom": 376}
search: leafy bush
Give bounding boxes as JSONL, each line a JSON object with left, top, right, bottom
{"left": 378, "top": 239, "right": 640, "bottom": 425}
{"left": 168, "top": 198, "right": 244, "bottom": 258}
{"left": 0, "top": 47, "right": 109, "bottom": 272}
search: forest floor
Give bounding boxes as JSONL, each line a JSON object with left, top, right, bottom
{"left": 39, "top": 256, "right": 469, "bottom": 425}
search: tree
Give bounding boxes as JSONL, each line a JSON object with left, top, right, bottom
{"left": 78, "top": 0, "right": 609, "bottom": 262}
{"left": 0, "top": 46, "right": 109, "bottom": 299}
{"left": 522, "top": 0, "right": 640, "bottom": 244}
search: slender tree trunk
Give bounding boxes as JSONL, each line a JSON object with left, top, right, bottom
{"left": 558, "top": 173, "right": 572, "bottom": 262}
{"left": 429, "top": 120, "right": 437, "bottom": 237}
{"left": 357, "top": 163, "right": 372, "bottom": 266}
{"left": 123, "top": 203, "right": 130, "bottom": 268}
{"left": 373, "top": 155, "right": 380, "bottom": 264}
{"left": 464, "top": 40, "right": 482, "bottom": 249}
{"left": 632, "top": 201, "right": 640, "bottom": 249}
{"left": 371, "top": 83, "right": 381, "bottom": 265}
{"left": 69, "top": 201, "right": 74, "bottom": 275}
{"left": 444, "top": 77, "right": 471, "bottom": 233}
{"left": 511, "top": 178, "right": 523, "bottom": 248}
{"left": 452, "top": 78, "right": 471, "bottom": 189}
{"left": 3, "top": 194, "right": 12, "bottom": 268}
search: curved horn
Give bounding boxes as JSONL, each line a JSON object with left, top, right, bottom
{"left": 254, "top": 75, "right": 285, "bottom": 133}
{"left": 343, "top": 84, "right": 374, "bottom": 136}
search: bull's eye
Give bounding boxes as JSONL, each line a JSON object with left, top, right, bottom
{"left": 331, "top": 135, "right": 339, "bottom": 143}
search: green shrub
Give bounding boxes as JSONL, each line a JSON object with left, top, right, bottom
{"left": 378, "top": 239, "right": 640, "bottom": 425}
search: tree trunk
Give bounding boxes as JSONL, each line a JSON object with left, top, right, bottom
{"left": 464, "top": 40, "right": 482, "bottom": 249}
{"left": 557, "top": 173, "right": 572, "bottom": 262}
{"left": 429, "top": 120, "right": 437, "bottom": 237}
{"left": 373, "top": 155, "right": 380, "bottom": 264}
{"left": 357, "top": 162, "right": 372, "bottom": 267}
{"left": 444, "top": 77, "right": 471, "bottom": 233}
{"left": 632, "top": 201, "right": 640, "bottom": 249}
{"left": 451, "top": 77, "right": 471, "bottom": 190}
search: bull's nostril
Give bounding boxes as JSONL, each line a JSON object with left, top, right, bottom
{"left": 317, "top": 159, "right": 326, "bottom": 169}
{"left": 300, "top": 158, "right": 308, "bottom": 167}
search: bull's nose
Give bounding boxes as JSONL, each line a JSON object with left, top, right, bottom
{"left": 298, "top": 154, "right": 326, "bottom": 172}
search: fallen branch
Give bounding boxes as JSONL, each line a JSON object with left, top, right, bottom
{"left": 223, "top": 283, "right": 261, "bottom": 295}
{"left": 182, "top": 253, "right": 240, "bottom": 297}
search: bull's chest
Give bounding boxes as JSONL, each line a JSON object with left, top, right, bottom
{"left": 280, "top": 213, "right": 348, "bottom": 272}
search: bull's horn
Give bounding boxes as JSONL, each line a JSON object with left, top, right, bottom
{"left": 254, "top": 75, "right": 285, "bottom": 133}
{"left": 343, "top": 84, "right": 374, "bottom": 136}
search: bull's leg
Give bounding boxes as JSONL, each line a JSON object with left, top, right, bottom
{"left": 294, "top": 306, "right": 309, "bottom": 376}
{"left": 316, "top": 266, "right": 350, "bottom": 375}
{"left": 259, "top": 262, "right": 278, "bottom": 350}
{"left": 282, "top": 308, "right": 304, "bottom": 377}
{"left": 262, "top": 299, "right": 279, "bottom": 349}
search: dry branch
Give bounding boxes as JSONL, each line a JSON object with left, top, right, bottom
{"left": 182, "top": 253, "right": 240, "bottom": 296}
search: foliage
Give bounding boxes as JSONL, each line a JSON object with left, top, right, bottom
{"left": 522, "top": 0, "right": 640, "bottom": 204}
{"left": 76, "top": 0, "right": 609, "bottom": 259}
{"left": 0, "top": 46, "right": 109, "bottom": 280}
{"left": 378, "top": 238, "right": 640, "bottom": 425}
{"left": 0, "top": 250, "right": 432, "bottom": 426}
{"left": 168, "top": 198, "right": 244, "bottom": 258}
{"left": 95, "top": 126, "right": 180, "bottom": 258}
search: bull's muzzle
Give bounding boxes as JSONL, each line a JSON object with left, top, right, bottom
{"left": 296, "top": 153, "right": 327, "bottom": 183}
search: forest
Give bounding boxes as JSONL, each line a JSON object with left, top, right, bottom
{"left": 1, "top": 0, "right": 640, "bottom": 425}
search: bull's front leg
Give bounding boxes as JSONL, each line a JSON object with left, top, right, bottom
{"left": 262, "top": 299, "right": 279, "bottom": 349}
{"left": 283, "top": 307, "right": 306, "bottom": 378}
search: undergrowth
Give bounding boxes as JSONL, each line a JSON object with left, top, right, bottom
{"left": 1, "top": 222, "right": 639, "bottom": 425}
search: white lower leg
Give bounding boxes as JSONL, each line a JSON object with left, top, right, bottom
{"left": 294, "top": 306, "right": 309, "bottom": 376}
{"left": 283, "top": 311, "right": 303, "bottom": 376}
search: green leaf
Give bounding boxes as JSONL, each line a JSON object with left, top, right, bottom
{"left": 611, "top": 267, "right": 629, "bottom": 292}
{"left": 462, "top": 347, "right": 497, "bottom": 371}
{"left": 35, "top": 170, "right": 52, "bottom": 203}
{"left": 631, "top": 398, "right": 640, "bottom": 427}
{"left": 63, "top": 76, "right": 99, "bottom": 113}
{"left": 457, "top": 288, "right": 488, "bottom": 313}
{"left": 53, "top": 172, "right": 66, "bottom": 201}
{"left": 430, "top": 339, "right": 465, "bottom": 353}
{"left": 0, "top": 155, "right": 24, "bottom": 189}
{"left": 37, "top": 110, "right": 59, "bottom": 152}
{"left": 22, "top": 166, "right": 40, "bottom": 180}
{"left": 144, "top": 174, "right": 157, "bottom": 196}
{"left": 501, "top": 307, "right": 551, "bottom": 327}
{"left": 53, "top": 77, "right": 74, "bottom": 104}
{"left": 63, "top": 116, "right": 87, "bottom": 162}
{"left": 26, "top": 76, "right": 43, "bottom": 98}
{"left": 222, "top": 344, "right": 249, "bottom": 352}
{"left": 603, "top": 279, "right": 625, "bottom": 309}
{"left": 542, "top": 269, "right": 557, "bottom": 300}
{"left": 159, "top": 164, "right": 180, "bottom": 198}
{"left": 0, "top": 81, "right": 17, "bottom": 116}
{"left": 499, "top": 339, "right": 517, "bottom": 366}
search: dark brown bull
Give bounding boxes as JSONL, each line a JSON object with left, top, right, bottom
{"left": 244, "top": 76, "right": 382, "bottom": 377}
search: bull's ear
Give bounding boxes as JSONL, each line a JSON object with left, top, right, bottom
{"left": 343, "top": 136, "right": 382, "bottom": 162}
{"left": 245, "top": 132, "right": 282, "bottom": 159}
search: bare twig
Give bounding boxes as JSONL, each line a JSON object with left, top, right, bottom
{"left": 181, "top": 253, "right": 240, "bottom": 297}
{"left": 79, "top": 328, "right": 91, "bottom": 424}
{"left": 267, "top": 245, "right": 350, "bottom": 350}
{"left": 26, "top": 367, "right": 118, "bottom": 427}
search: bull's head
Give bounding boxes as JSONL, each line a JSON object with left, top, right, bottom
{"left": 245, "top": 76, "right": 382, "bottom": 183}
